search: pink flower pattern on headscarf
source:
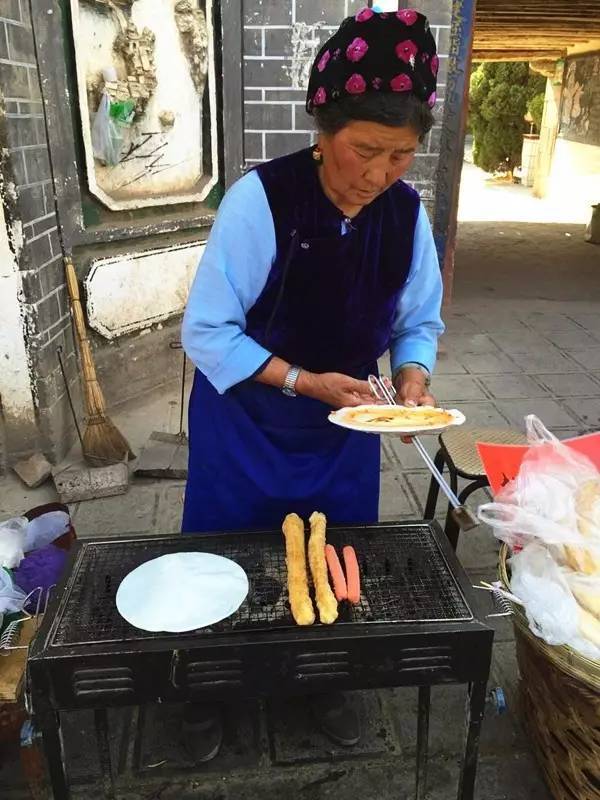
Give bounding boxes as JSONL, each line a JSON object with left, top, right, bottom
{"left": 345, "top": 73, "right": 367, "bottom": 95}
{"left": 346, "top": 37, "right": 369, "bottom": 63}
{"left": 313, "top": 87, "right": 327, "bottom": 106}
{"left": 372, "top": 77, "right": 383, "bottom": 90}
{"left": 355, "top": 7, "right": 374, "bottom": 22}
{"left": 430, "top": 54, "right": 439, "bottom": 76}
{"left": 396, "top": 9, "right": 418, "bottom": 26}
{"left": 427, "top": 91, "right": 436, "bottom": 108}
{"left": 317, "top": 50, "right": 330, "bottom": 73}
{"left": 395, "top": 40, "right": 419, "bottom": 64}
{"left": 390, "top": 73, "right": 413, "bottom": 93}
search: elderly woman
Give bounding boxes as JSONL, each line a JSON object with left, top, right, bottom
{"left": 181, "top": 8, "right": 444, "bottom": 760}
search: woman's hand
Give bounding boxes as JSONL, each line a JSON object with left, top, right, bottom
{"left": 297, "top": 371, "right": 374, "bottom": 409}
{"left": 394, "top": 366, "right": 436, "bottom": 407}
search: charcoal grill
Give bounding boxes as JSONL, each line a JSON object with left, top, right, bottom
{"left": 28, "top": 521, "right": 493, "bottom": 800}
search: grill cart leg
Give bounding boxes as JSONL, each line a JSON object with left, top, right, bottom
{"left": 415, "top": 685, "right": 431, "bottom": 800}
{"left": 94, "top": 708, "right": 116, "bottom": 799}
{"left": 37, "top": 709, "right": 70, "bottom": 799}
{"left": 457, "top": 680, "right": 487, "bottom": 800}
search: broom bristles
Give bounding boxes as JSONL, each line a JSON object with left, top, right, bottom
{"left": 83, "top": 414, "right": 134, "bottom": 466}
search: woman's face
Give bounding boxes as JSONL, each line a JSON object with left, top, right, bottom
{"left": 318, "top": 120, "right": 420, "bottom": 209}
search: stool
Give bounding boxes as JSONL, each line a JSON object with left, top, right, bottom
{"left": 424, "top": 426, "right": 526, "bottom": 550}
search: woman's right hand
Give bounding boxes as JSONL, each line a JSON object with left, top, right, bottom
{"left": 297, "top": 371, "right": 374, "bottom": 409}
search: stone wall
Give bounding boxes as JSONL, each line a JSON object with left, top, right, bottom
{"left": 242, "top": 0, "right": 451, "bottom": 212}
{"left": 0, "top": 0, "right": 79, "bottom": 466}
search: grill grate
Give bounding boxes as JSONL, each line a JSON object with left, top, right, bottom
{"left": 51, "top": 524, "right": 472, "bottom": 647}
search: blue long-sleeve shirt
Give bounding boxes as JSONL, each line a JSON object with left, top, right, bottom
{"left": 182, "top": 170, "right": 444, "bottom": 394}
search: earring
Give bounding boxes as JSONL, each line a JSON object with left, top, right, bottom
{"left": 312, "top": 146, "right": 323, "bottom": 163}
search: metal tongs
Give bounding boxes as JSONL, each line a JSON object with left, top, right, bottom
{"left": 368, "top": 374, "right": 478, "bottom": 532}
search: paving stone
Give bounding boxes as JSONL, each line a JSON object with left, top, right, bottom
{"left": 479, "top": 374, "right": 549, "bottom": 399}
{"left": 455, "top": 520, "right": 501, "bottom": 571}
{"left": 562, "top": 398, "right": 600, "bottom": 430}
{"left": 535, "top": 372, "right": 600, "bottom": 397}
{"left": 440, "top": 313, "right": 480, "bottom": 334}
{"left": 568, "top": 347, "right": 600, "bottom": 370}
{"left": 433, "top": 355, "right": 467, "bottom": 374}
{"left": 154, "top": 482, "right": 185, "bottom": 533}
{"left": 268, "top": 691, "right": 396, "bottom": 764}
{"left": 379, "top": 470, "right": 418, "bottom": 519}
{"left": 543, "top": 329, "right": 600, "bottom": 350}
{"left": 568, "top": 312, "right": 600, "bottom": 332}
{"left": 509, "top": 350, "right": 582, "bottom": 373}
{"left": 466, "top": 313, "right": 529, "bottom": 333}
{"left": 494, "top": 330, "right": 557, "bottom": 355}
{"left": 449, "top": 401, "right": 509, "bottom": 427}
{"left": 521, "top": 311, "right": 583, "bottom": 332}
{"left": 442, "top": 333, "right": 499, "bottom": 354}
{"left": 494, "top": 399, "right": 579, "bottom": 430}
{"left": 53, "top": 463, "right": 129, "bottom": 504}
{"left": 459, "top": 352, "right": 521, "bottom": 374}
{"left": 381, "top": 435, "right": 439, "bottom": 471}
{"left": 12, "top": 452, "right": 52, "bottom": 488}
{"left": 72, "top": 485, "right": 159, "bottom": 537}
{"left": 431, "top": 375, "right": 488, "bottom": 402}
{"left": 402, "top": 471, "right": 436, "bottom": 516}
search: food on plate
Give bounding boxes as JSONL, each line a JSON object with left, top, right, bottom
{"left": 341, "top": 404, "right": 455, "bottom": 429}
{"left": 571, "top": 583, "right": 600, "bottom": 619}
{"left": 308, "top": 512, "right": 339, "bottom": 624}
{"left": 343, "top": 546, "right": 361, "bottom": 604}
{"left": 282, "top": 513, "right": 315, "bottom": 626}
{"left": 325, "top": 544, "right": 348, "bottom": 601}
{"left": 565, "top": 479, "right": 600, "bottom": 574}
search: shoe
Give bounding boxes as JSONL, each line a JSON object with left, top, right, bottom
{"left": 310, "top": 692, "right": 361, "bottom": 747}
{"left": 182, "top": 703, "right": 223, "bottom": 763}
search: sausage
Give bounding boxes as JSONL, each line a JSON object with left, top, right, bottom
{"left": 325, "top": 544, "right": 348, "bottom": 601}
{"left": 343, "top": 546, "right": 361, "bottom": 604}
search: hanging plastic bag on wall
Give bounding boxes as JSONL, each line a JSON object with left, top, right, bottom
{"left": 0, "top": 517, "right": 27, "bottom": 569}
{"left": 91, "top": 91, "right": 124, "bottom": 167}
{"left": 0, "top": 567, "right": 27, "bottom": 614}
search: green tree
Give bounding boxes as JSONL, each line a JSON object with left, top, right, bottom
{"left": 469, "top": 62, "right": 546, "bottom": 173}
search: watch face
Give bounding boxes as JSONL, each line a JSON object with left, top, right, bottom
{"left": 282, "top": 387, "right": 296, "bottom": 397}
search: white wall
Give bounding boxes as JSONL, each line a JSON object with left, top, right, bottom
{"left": 546, "top": 138, "right": 600, "bottom": 224}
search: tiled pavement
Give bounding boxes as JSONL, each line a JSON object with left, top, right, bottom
{"left": 5, "top": 297, "right": 600, "bottom": 797}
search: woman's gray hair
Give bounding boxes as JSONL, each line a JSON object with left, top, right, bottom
{"left": 312, "top": 92, "right": 434, "bottom": 141}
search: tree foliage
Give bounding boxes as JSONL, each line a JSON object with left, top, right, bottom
{"left": 469, "top": 62, "right": 546, "bottom": 173}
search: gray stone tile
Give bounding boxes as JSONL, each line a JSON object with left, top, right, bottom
{"left": 521, "top": 311, "right": 584, "bottom": 332}
{"left": 74, "top": 485, "right": 160, "bottom": 537}
{"left": 441, "top": 313, "right": 480, "bottom": 334}
{"left": 382, "top": 436, "right": 439, "bottom": 471}
{"left": 495, "top": 399, "right": 578, "bottom": 430}
{"left": 466, "top": 313, "right": 529, "bottom": 333}
{"left": 459, "top": 352, "right": 521, "bottom": 374}
{"left": 452, "top": 401, "right": 510, "bottom": 427}
{"left": 535, "top": 372, "right": 600, "bottom": 397}
{"left": 562, "top": 398, "right": 600, "bottom": 430}
{"left": 431, "top": 375, "right": 488, "bottom": 402}
{"left": 442, "top": 333, "right": 499, "bottom": 354}
{"left": 155, "top": 482, "right": 185, "bottom": 533}
{"left": 379, "top": 470, "right": 418, "bottom": 518}
{"left": 433, "top": 355, "right": 467, "bottom": 375}
{"left": 494, "top": 331, "right": 557, "bottom": 355}
{"left": 509, "top": 350, "right": 581, "bottom": 374}
{"left": 455, "top": 521, "right": 501, "bottom": 572}
{"left": 568, "top": 312, "right": 600, "bottom": 332}
{"left": 569, "top": 347, "right": 600, "bottom": 370}
{"left": 544, "top": 329, "right": 600, "bottom": 350}
{"left": 479, "top": 374, "right": 549, "bottom": 400}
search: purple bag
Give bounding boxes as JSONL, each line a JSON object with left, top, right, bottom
{"left": 13, "top": 544, "right": 67, "bottom": 602}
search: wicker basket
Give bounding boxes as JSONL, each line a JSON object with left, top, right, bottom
{"left": 499, "top": 544, "right": 600, "bottom": 800}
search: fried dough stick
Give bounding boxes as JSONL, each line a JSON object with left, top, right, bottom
{"left": 309, "top": 512, "right": 339, "bottom": 624}
{"left": 282, "top": 513, "right": 315, "bottom": 625}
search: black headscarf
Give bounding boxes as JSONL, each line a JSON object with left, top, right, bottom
{"left": 306, "top": 7, "right": 438, "bottom": 114}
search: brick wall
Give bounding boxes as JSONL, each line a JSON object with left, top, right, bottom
{"left": 242, "top": 0, "right": 451, "bottom": 213}
{"left": 0, "top": 0, "right": 78, "bottom": 462}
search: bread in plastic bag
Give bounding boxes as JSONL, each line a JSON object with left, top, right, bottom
{"left": 510, "top": 543, "right": 600, "bottom": 660}
{"left": 478, "top": 415, "right": 600, "bottom": 566}
{"left": 0, "top": 517, "right": 27, "bottom": 569}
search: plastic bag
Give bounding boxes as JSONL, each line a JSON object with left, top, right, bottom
{"left": 24, "top": 510, "right": 70, "bottom": 552}
{"left": 511, "top": 543, "right": 600, "bottom": 660}
{"left": 478, "top": 416, "right": 600, "bottom": 561}
{"left": 91, "top": 92, "right": 124, "bottom": 167}
{"left": 0, "top": 517, "right": 27, "bottom": 569}
{"left": 0, "top": 568, "right": 27, "bottom": 614}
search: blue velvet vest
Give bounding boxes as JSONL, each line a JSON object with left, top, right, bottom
{"left": 246, "top": 148, "right": 420, "bottom": 377}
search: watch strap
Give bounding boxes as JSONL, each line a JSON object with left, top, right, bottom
{"left": 282, "top": 365, "right": 302, "bottom": 396}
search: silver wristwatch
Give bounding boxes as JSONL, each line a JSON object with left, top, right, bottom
{"left": 282, "top": 365, "right": 302, "bottom": 397}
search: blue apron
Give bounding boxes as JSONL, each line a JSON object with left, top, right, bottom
{"left": 182, "top": 148, "right": 420, "bottom": 533}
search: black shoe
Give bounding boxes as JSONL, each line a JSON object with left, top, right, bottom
{"left": 310, "top": 692, "right": 361, "bottom": 747}
{"left": 182, "top": 703, "right": 223, "bottom": 763}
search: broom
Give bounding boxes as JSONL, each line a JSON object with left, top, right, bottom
{"left": 64, "top": 256, "right": 134, "bottom": 466}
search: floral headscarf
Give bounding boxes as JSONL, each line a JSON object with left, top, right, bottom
{"left": 306, "top": 7, "right": 438, "bottom": 114}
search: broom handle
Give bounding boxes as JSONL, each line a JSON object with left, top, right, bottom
{"left": 64, "top": 257, "right": 105, "bottom": 411}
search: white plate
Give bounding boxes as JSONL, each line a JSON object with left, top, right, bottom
{"left": 329, "top": 404, "right": 466, "bottom": 435}
{"left": 116, "top": 552, "right": 249, "bottom": 633}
